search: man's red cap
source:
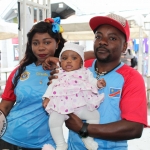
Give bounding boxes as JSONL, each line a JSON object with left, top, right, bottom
{"left": 89, "top": 13, "right": 130, "bottom": 42}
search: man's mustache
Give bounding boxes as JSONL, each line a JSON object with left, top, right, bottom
{"left": 96, "top": 46, "right": 110, "bottom": 53}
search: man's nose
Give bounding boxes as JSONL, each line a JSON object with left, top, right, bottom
{"left": 98, "top": 37, "right": 108, "bottom": 45}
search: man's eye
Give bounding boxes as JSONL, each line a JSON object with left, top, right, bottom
{"left": 95, "top": 35, "right": 101, "bottom": 39}
{"left": 110, "top": 37, "right": 116, "bottom": 41}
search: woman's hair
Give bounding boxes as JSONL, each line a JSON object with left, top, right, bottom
{"left": 13, "top": 21, "right": 66, "bottom": 88}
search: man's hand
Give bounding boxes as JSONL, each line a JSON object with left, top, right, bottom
{"left": 65, "top": 113, "right": 83, "bottom": 133}
{"left": 42, "top": 57, "right": 59, "bottom": 70}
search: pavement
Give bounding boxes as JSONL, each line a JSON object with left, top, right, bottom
{"left": 128, "top": 115, "right": 150, "bottom": 150}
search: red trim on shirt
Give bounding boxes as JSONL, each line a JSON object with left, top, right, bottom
{"left": 117, "top": 65, "right": 147, "bottom": 126}
{"left": 84, "top": 59, "right": 95, "bottom": 68}
{"left": 84, "top": 61, "right": 147, "bottom": 126}
{"left": 1, "top": 67, "right": 18, "bottom": 101}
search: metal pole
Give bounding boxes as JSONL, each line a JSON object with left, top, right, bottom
{"left": 23, "top": 0, "right": 27, "bottom": 57}
{"left": 18, "top": 1, "right": 23, "bottom": 61}
{"left": 137, "top": 26, "right": 143, "bottom": 74}
{"left": 46, "top": 0, "right": 50, "bottom": 18}
{"left": 147, "top": 31, "right": 150, "bottom": 93}
{"left": 147, "top": 31, "right": 150, "bottom": 76}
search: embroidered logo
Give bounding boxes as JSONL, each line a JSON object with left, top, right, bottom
{"left": 20, "top": 71, "right": 30, "bottom": 81}
{"left": 109, "top": 87, "right": 121, "bottom": 98}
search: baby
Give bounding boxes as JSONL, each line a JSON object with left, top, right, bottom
{"left": 42, "top": 42, "right": 106, "bottom": 150}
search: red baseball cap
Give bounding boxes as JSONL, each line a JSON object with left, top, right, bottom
{"left": 89, "top": 13, "right": 130, "bottom": 42}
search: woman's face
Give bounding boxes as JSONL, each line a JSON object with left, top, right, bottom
{"left": 31, "top": 32, "right": 58, "bottom": 65}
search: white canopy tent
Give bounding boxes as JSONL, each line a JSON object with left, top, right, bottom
{"left": 0, "top": 20, "right": 18, "bottom": 40}
{"left": 61, "top": 15, "right": 148, "bottom": 41}
{"left": 61, "top": 14, "right": 148, "bottom": 76}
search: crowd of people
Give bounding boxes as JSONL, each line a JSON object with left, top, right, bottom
{"left": 0, "top": 13, "right": 147, "bottom": 150}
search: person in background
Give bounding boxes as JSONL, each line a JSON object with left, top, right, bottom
{"left": 49, "top": 13, "right": 147, "bottom": 150}
{"left": 42, "top": 42, "right": 106, "bottom": 150}
{"left": 121, "top": 48, "right": 137, "bottom": 68}
{"left": 0, "top": 17, "right": 66, "bottom": 150}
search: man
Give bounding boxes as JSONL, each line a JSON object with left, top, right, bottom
{"left": 121, "top": 49, "right": 134, "bottom": 66}
{"left": 65, "top": 13, "right": 147, "bottom": 150}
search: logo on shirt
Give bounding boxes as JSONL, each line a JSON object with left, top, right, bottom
{"left": 109, "top": 88, "right": 121, "bottom": 98}
{"left": 20, "top": 71, "right": 30, "bottom": 81}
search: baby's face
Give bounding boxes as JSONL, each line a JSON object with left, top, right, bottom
{"left": 60, "top": 50, "right": 83, "bottom": 72}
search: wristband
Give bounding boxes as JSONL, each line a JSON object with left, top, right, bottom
{"left": 78, "top": 123, "right": 89, "bottom": 138}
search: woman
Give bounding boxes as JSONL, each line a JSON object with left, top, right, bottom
{"left": 0, "top": 17, "right": 66, "bottom": 149}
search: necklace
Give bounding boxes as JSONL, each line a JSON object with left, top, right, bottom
{"left": 95, "top": 62, "right": 121, "bottom": 80}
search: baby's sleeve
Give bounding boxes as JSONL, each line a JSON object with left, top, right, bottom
{"left": 42, "top": 79, "right": 58, "bottom": 100}
{"left": 86, "top": 69, "right": 98, "bottom": 88}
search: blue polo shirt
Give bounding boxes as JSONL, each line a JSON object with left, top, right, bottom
{"left": 2, "top": 63, "right": 55, "bottom": 148}
{"left": 68, "top": 60, "right": 147, "bottom": 150}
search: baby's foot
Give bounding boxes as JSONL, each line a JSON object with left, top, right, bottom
{"left": 82, "top": 137, "right": 98, "bottom": 150}
{"left": 56, "top": 143, "right": 68, "bottom": 150}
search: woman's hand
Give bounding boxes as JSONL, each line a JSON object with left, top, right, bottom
{"left": 42, "top": 57, "right": 59, "bottom": 70}
{"left": 47, "top": 67, "right": 59, "bottom": 85}
{"left": 42, "top": 98, "right": 50, "bottom": 108}
{"left": 65, "top": 113, "right": 83, "bottom": 133}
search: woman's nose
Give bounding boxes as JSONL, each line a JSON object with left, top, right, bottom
{"left": 38, "top": 44, "right": 45, "bottom": 50}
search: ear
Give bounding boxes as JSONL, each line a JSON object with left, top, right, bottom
{"left": 56, "top": 45, "right": 58, "bottom": 50}
{"left": 56, "top": 41, "right": 60, "bottom": 50}
{"left": 122, "top": 42, "right": 128, "bottom": 53}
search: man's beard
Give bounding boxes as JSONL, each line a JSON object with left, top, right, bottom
{"left": 94, "top": 50, "right": 111, "bottom": 63}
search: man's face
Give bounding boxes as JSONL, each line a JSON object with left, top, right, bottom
{"left": 93, "top": 24, "right": 127, "bottom": 63}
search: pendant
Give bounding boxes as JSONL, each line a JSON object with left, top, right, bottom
{"left": 40, "top": 80, "right": 43, "bottom": 84}
{"left": 96, "top": 74, "right": 100, "bottom": 80}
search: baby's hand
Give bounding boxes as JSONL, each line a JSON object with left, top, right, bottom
{"left": 42, "top": 98, "right": 50, "bottom": 108}
{"left": 97, "top": 78, "right": 106, "bottom": 88}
